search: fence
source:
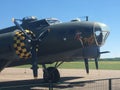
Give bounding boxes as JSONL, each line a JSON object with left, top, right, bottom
{"left": 0, "top": 78, "right": 120, "bottom": 90}
{"left": 49, "top": 78, "right": 120, "bottom": 90}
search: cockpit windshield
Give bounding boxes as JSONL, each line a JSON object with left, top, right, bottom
{"left": 45, "top": 18, "right": 61, "bottom": 25}
{"left": 94, "top": 22, "right": 110, "bottom": 46}
{"left": 100, "top": 23, "right": 110, "bottom": 44}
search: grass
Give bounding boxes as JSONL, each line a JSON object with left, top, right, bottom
{"left": 16, "top": 60, "right": 120, "bottom": 70}
{"left": 59, "top": 61, "right": 120, "bottom": 70}
{"left": 97, "top": 61, "right": 120, "bottom": 70}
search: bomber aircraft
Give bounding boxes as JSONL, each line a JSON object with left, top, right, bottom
{"left": 0, "top": 16, "right": 110, "bottom": 83}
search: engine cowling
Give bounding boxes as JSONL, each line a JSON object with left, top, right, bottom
{"left": 0, "top": 30, "right": 34, "bottom": 71}
{"left": 13, "top": 30, "right": 35, "bottom": 59}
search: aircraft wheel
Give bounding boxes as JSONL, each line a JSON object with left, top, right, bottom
{"left": 43, "top": 67, "right": 60, "bottom": 83}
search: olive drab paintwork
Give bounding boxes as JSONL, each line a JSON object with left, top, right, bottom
{"left": 0, "top": 17, "right": 109, "bottom": 82}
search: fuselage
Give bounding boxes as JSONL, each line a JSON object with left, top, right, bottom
{"left": 0, "top": 17, "right": 109, "bottom": 71}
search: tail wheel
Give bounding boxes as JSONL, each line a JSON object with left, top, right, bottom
{"left": 43, "top": 67, "right": 60, "bottom": 83}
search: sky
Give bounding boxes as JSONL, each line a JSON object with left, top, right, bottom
{"left": 0, "top": 0, "right": 120, "bottom": 58}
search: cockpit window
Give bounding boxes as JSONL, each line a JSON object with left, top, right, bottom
{"left": 94, "top": 23, "right": 110, "bottom": 46}
{"left": 45, "top": 18, "right": 61, "bottom": 25}
{"left": 99, "top": 23, "right": 110, "bottom": 31}
{"left": 98, "top": 23, "right": 110, "bottom": 44}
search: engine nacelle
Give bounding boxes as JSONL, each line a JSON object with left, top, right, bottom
{"left": 0, "top": 30, "right": 35, "bottom": 71}
{"left": 0, "top": 30, "right": 34, "bottom": 60}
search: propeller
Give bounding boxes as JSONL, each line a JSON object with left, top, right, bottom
{"left": 100, "top": 51, "right": 110, "bottom": 54}
{"left": 84, "top": 58, "right": 89, "bottom": 74}
{"left": 94, "top": 51, "right": 110, "bottom": 70}
{"left": 12, "top": 18, "right": 49, "bottom": 78}
{"left": 84, "top": 58, "right": 98, "bottom": 74}
{"left": 95, "top": 58, "right": 98, "bottom": 69}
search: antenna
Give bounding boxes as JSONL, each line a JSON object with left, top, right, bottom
{"left": 78, "top": 16, "right": 89, "bottom": 21}
{"left": 86, "top": 16, "right": 89, "bottom": 21}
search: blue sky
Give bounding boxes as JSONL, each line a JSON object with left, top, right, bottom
{"left": 0, "top": 0, "right": 120, "bottom": 58}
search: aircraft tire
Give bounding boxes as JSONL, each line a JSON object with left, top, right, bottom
{"left": 43, "top": 67, "right": 60, "bottom": 83}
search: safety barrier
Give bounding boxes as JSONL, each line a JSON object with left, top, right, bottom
{"left": 0, "top": 78, "right": 120, "bottom": 90}
{"left": 48, "top": 78, "right": 120, "bottom": 90}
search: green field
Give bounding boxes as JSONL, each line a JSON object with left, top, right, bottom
{"left": 59, "top": 61, "right": 120, "bottom": 70}
{"left": 17, "top": 60, "right": 120, "bottom": 70}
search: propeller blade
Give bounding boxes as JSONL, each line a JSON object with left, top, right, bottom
{"left": 12, "top": 18, "right": 24, "bottom": 30}
{"left": 37, "top": 29, "right": 49, "bottom": 41}
{"left": 84, "top": 58, "right": 89, "bottom": 74}
{"left": 12, "top": 18, "right": 33, "bottom": 40}
{"left": 95, "top": 58, "right": 98, "bottom": 69}
{"left": 30, "top": 30, "right": 49, "bottom": 78}
{"left": 100, "top": 51, "right": 110, "bottom": 54}
{"left": 31, "top": 41, "right": 38, "bottom": 78}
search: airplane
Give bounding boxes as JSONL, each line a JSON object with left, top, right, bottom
{"left": 0, "top": 16, "right": 110, "bottom": 83}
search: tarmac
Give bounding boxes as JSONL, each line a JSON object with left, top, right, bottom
{"left": 0, "top": 68, "right": 120, "bottom": 90}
